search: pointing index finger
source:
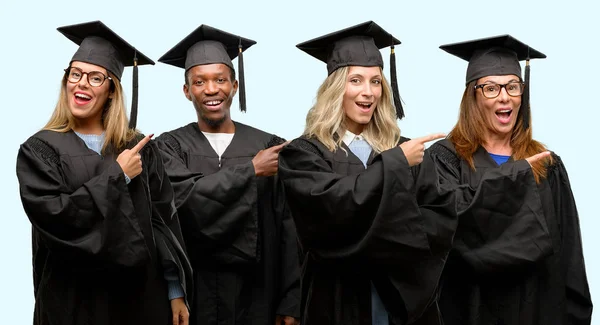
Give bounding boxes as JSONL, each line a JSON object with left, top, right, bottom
{"left": 132, "top": 133, "right": 154, "bottom": 153}
{"left": 414, "top": 133, "right": 446, "bottom": 144}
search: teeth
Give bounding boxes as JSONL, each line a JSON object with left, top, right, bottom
{"left": 75, "top": 93, "right": 91, "bottom": 100}
{"left": 206, "top": 100, "right": 222, "bottom": 105}
{"left": 497, "top": 110, "right": 511, "bottom": 113}
{"left": 357, "top": 102, "right": 371, "bottom": 107}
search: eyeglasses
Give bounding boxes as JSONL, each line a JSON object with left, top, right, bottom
{"left": 474, "top": 82, "right": 525, "bottom": 99}
{"left": 64, "top": 66, "right": 112, "bottom": 87}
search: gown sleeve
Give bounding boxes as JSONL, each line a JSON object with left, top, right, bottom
{"left": 273, "top": 175, "right": 301, "bottom": 318}
{"left": 547, "top": 155, "right": 592, "bottom": 324}
{"left": 16, "top": 136, "right": 149, "bottom": 269}
{"left": 145, "top": 139, "right": 193, "bottom": 306}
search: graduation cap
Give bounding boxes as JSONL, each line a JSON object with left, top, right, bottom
{"left": 440, "top": 35, "right": 546, "bottom": 129}
{"left": 158, "top": 25, "right": 256, "bottom": 112}
{"left": 57, "top": 20, "right": 154, "bottom": 130}
{"left": 297, "top": 21, "right": 405, "bottom": 119}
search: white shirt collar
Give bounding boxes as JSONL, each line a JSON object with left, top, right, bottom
{"left": 342, "top": 130, "right": 366, "bottom": 146}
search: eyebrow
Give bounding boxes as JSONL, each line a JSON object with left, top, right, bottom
{"left": 191, "top": 73, "right": 226, "bottom": 79}
{"left": 482, "top": 78, "right": 520, "bottom": 84}
{"left": 348, "top": 74, "right": 382, "bottom": 79}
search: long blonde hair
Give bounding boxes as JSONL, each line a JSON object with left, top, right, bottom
{"left": 448, "top": 80, "right": 551, "bottom": 182}
{"left": 44, "top": 71, "right": 136, "bottom": 153}
{"left": 303, "top": 66, "right": 400, "bottom": 153}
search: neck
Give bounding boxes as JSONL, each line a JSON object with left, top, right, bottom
{"left": 198, "top": 117, "right": 235, "bottom": 133}
{"left": 73, "top": 118, "right": 104, "bottom": 135}
{"left": 482, "top": 132, "right": 512, "bottom": 155}
{"left": 345, "top": 121, "right": 365, "bottom": 135}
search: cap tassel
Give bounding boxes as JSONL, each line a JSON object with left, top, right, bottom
{"left": 521, "top": 59, "right": 531, "bottom": 130}
{"left": 129, "top": 51, "right": 139, "bottom": 129}
{"left": 390, "top": 45, "right": 404, "bottom": 119}
{"left": 238, "top": 42, "right": 246, "bottom": 113}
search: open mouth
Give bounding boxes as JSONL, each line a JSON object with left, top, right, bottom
{"left": 74, "top": 92, "right": 92, "bottom": 105}
{"left": 204, "top": 99, "right": 224, "bottom": 111}
{"left": 495, "top": 109, "right": 513, "bottom": 123}
{"left": 356, "top": 102, "right": 373, "bottom": 111}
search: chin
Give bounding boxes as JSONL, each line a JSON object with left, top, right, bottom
{"left": 359, "top": 116, "right": 373, "bottom": 125}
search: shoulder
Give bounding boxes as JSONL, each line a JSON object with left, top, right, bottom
{"left": 19, "top": 130, "right": 66, "bottom": 165}
{"left": 426, "top": 139, "right": 461, "bottom": 171}
{"left": 233, "top": 121, "right": 291, "bottom": 150}
{"left": 234, "top": 121, "right": 276, "bottom": 143}
{"left": 24, "top": 129, "right": 73, "bottom": 146}
{"left": 546, "top": 151, "right": 567, "bottom": 175}
{"left": 286, "top": 136, "right": 327, "bottom": 157}
{"left": 155, "top": 123, "right": 197, "bottom": 155}
{"left": 157, "top": 122, "right": 196, "bottom": 141}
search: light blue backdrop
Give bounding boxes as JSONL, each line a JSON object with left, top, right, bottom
{"left": 1, "top": 0, "right": 597, "bottom": 322}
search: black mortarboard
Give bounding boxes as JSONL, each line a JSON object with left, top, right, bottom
{"left": 57, "top": 20, "right": 154, "bottom": 129}
{"left": 440, "top": 35, "right": 546, "bottom": 129}
{"left": 297, "top": 21, "right": 405, "bottom": 119}
{"left": 158, "top": 25, "right": 256, "bottom": 112}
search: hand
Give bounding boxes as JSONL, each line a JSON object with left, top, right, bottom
{"left": 525, "top": 151, "right": 551, "bottom": 166}
{"left": 170, "top": 297, "right": 189, "bottom": 325}
{"left": 399, "top": 133, "right": 446, "bottom": 167}
{"left": 252, "top": 141, "right": 290, "bottom": 177}
{"left": 116, "top": 134, "right": 153, "bottom": 179}
{"left": 275, "top": 315, "right": 299, "bottom": 325}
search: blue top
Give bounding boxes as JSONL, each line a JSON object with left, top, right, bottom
{"left": 347, "top": 138, "right": 389, "bottom": 325}
{"left": 489, "top": 153, "right": 510, "bottom": 165}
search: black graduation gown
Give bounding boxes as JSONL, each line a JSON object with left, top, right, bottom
{"left": 279, "top": 136, "right": 546, "bottom": 325}
{"left": 16, "top": 130, "right": 193, "bottom": 325}
{"left": 278, "top": 136, "right": 447, "bottom": 325}
{"left": 156, "top": 122, "right": 301, "bottom": 325}
{"left": 428, "top": 139, "right": 593, "bottom": 325}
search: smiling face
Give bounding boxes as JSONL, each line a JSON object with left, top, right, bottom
{"left": 475, "top": 74, "right": 522, "bottom": 139}
{"left": 342, "top": 66, "right": 382, "bottom": 134}
{"left": 66, "top": 61, "right": 113, "bottom": 124}
{"left": 183, "top": 63, "right": 238, "bottom": 129}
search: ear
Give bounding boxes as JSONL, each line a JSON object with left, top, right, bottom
{"left": 183, "top": 84, "right": 192, "bottom": 101}
{"left": 232, "top": 79, "right": 238, "bottom": 97}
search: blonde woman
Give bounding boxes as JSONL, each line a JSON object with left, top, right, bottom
{"left": 278, "top": 21, "right": 454, "bottom": 325}
{"left": 432, "top": 35, "right": 592, "bottom": 325}
{"left": 16, "top": 21, "right": 191, "bottom": 325}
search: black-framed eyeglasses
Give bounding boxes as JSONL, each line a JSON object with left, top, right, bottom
{"left": 474, "top": 82, "right": 525, "bottom": 99}
{"left": 64, "top": 66, "right": 112, "bottom": 87}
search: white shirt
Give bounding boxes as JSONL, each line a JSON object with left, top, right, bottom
{"left": 202, "top": 132, "right": 234, "bottom": 161}
{"left": 342, "top": 130, "right": 367, "bottom": 146}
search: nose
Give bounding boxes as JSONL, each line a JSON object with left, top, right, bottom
{"left": 497, "top": 85, "right": 510, "bottom": 102}
{"left": 204, "top": 81, "right": 219, "bottom": 94}
{"left": 361, "top": 82, "right": 374, "bottom": 98}
{"left": 77, "top": 73, "right": 90, "bottom": 88}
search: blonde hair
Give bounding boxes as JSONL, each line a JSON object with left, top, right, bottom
{"left": 303, "top": 66, "right": 400, "bottom": 153}
{"left": 448, "top": 80, "right": 551, "bottom": 182}
{"left": 44, "top": 72, "right": 136, "bottom": 153}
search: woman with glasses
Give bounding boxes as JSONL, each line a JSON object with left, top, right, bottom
{"left": 429, "top": 35, "right": 593, "bottom": 324}
{"left": 16, "top": 21, "right": 192, "bottom": 325}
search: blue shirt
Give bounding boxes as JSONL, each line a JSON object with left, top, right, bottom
{"left": 489, "top": 153, "right": 510, "bottom": 165}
